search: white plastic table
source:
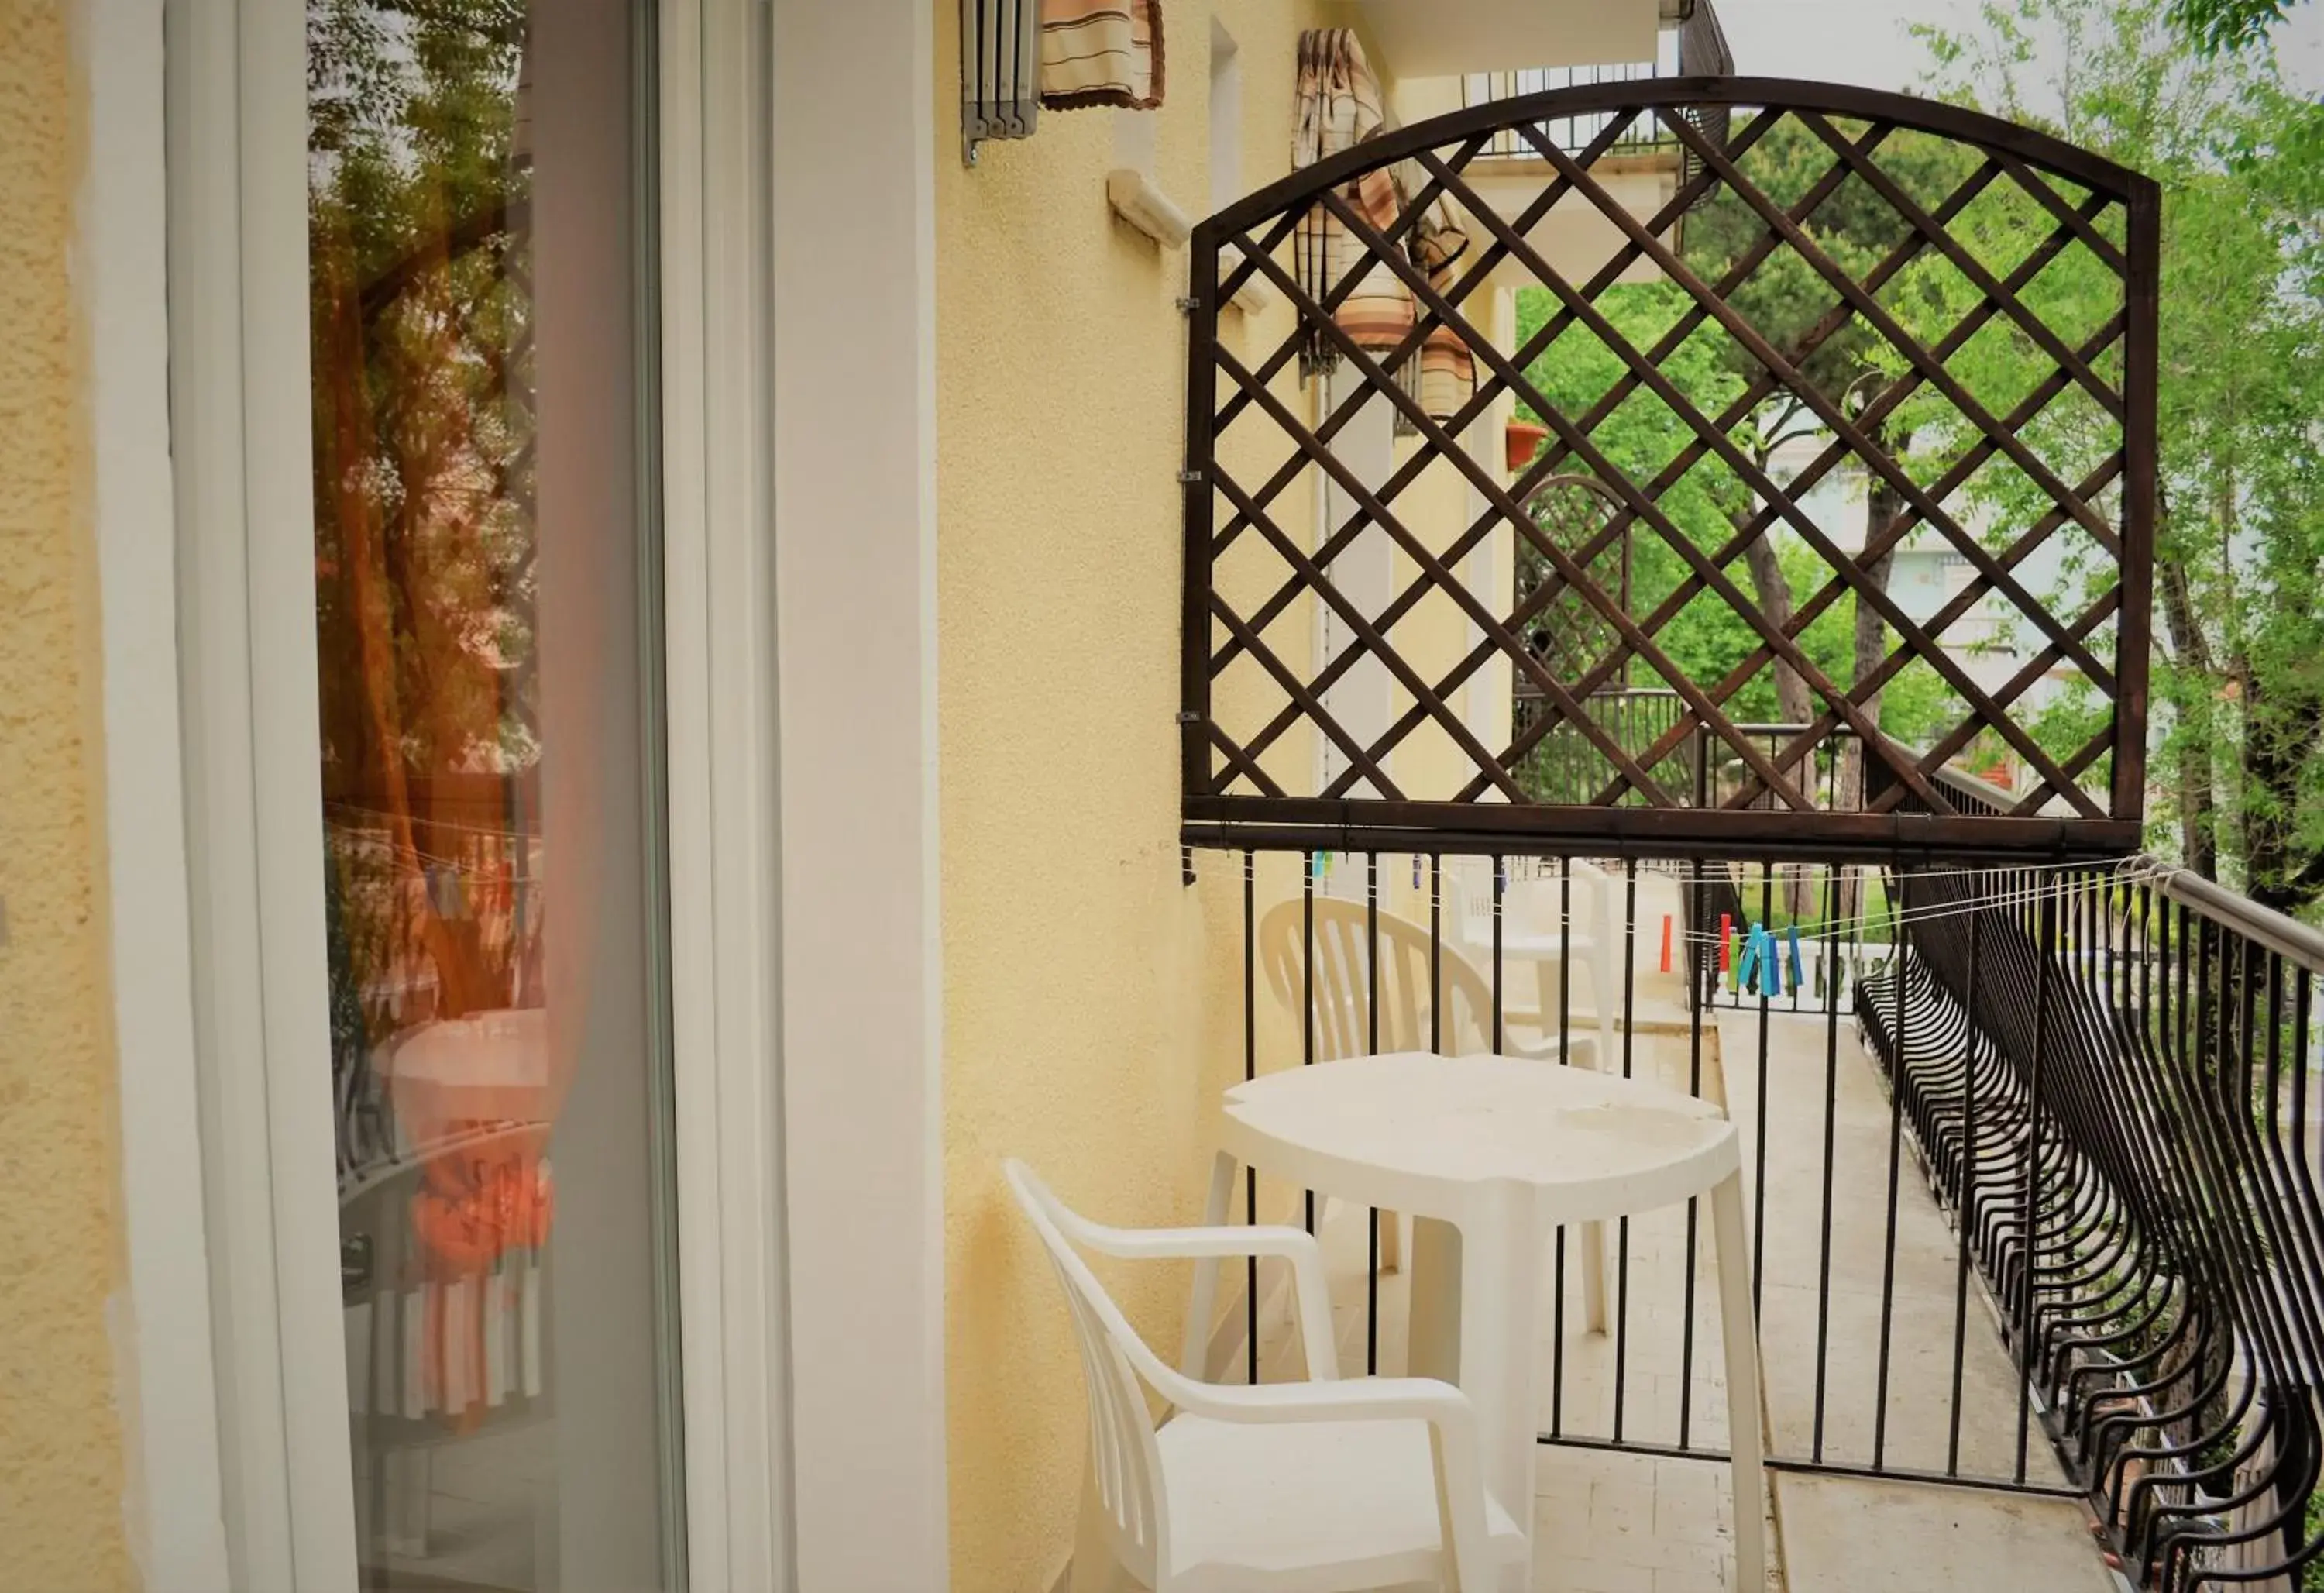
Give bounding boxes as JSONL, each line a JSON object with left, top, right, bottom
{"left": 1211, "top": 1051, "right": 1764, "bottom": 1593}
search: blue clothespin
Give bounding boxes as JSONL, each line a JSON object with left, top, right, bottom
{"left": 1786, "top": 924, "right": 1806, "bottom": 993}
{"left": 1764, "top": 927, "right": 1784, "bottom": 997}
{"left": 1736, "top": 924, "right": 1759, "bottom": 991}
{"left": 1755, "top": 926, "right": 1779, "bottom": 998}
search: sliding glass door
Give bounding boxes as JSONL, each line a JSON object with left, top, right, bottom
{"left": 304, "top": 2, "right": 683, "bottom": 1586}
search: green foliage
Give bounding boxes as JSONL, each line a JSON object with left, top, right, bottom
{"left": 2168, "top": 0, "right": 2303, "bottom": 54}
{"left": 1918, "top": 0, "right": 2324, "bottom": 913}
{"left": 1508, "top": 274, "right": 1961, "bottom": 742}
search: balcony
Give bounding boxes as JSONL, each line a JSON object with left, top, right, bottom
{"left": 1459, "top": 2, "right": 1735, "bottom": 164}
{"left": 1188, "top": 799, "right": 2324, "bottom": 1591}
{"left": 1165, "top": 67, "right": 2256, "bottom": 1592}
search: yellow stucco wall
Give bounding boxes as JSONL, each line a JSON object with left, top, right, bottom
{"left": 0, "top": 5, "right": 137, "bottom": 1589}
{"left": 934, "top": 5, "right": 1344, "bottom": 1587}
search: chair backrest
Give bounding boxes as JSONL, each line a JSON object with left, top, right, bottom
{"left": 1504, "top": 857, "right": 1614, "bottom": 939}
{"left": 1257, "top": 896, "right": 1496, "bottom": 1060}
{"left": 1004, "top": 1161, "right": 1170, "bottom": 1586}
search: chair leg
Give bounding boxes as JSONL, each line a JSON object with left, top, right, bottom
{"left": 1711, "top": 1172, "right": 1767, "bottom": 1591}
{"left": 1181, "top": 1151, "right": 1238, "bottom": 1379}
{"left": 1580, "top": 1218, "right": 1610, "bottom": 1334}
{"left": 1069, "top": 1470, "right": 1137, "bottom": 1593}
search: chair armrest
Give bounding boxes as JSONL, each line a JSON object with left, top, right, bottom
{"left": 1072, "top": 1220, "right": 1337, "bottom": 1385}
{"left": 1172, "top": 1372, "right": 1470, "bottom": 1426}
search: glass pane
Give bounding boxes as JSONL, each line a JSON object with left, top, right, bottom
{"left": 306, "top": 3, "right": 682, "bottom": 1587}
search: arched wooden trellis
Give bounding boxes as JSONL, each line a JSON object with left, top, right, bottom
{"left": 1180, "top": 77, "right": 2156, "bottom": 861}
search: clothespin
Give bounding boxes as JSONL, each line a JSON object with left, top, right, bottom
{"left": 1737, "top": 925, "right": 1759, "bottom": 991}
{"left": 1659, "top": 914, "right": 1673, "bottom": 975}
{"left": 1764, "top": 928, "right": 1784, "bottom": 997}
{"left": 1786, "top": 924, "right": 1805, "bottom": 992}
{"left": 1718, "top": 914, "right": 1732, "bottom": 971}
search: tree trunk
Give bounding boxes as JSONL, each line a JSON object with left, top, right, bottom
{"left": 1844, "top": 432, "right": 1907, "bottom": 815}
{"left": 1737, "top": 518, "right": 1812, "bottom": 729}
{"left": 1832, "top": 441, "right": 1904, "bottom": 927}
{"left": 2155, "top": 549, "right": 2219, "bottom": 881}
{"left": 2238, "top": 642, "right": 2324, "bottom": 913}
{"left": 1734, "top": 508, "right": 1814, "bottom": 920}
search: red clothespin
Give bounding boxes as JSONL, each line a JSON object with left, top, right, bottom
{"left": 1718, "top": 913, "right": 1732, "bottom": 972}
{"left": 1659, "top": 913, "right": 1673, "bottom": 974}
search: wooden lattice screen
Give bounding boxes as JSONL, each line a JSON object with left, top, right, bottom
{"left": 1181, "top": 79, "right": 2157, "bottom": 860}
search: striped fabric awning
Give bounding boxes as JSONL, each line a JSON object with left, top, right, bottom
{"left": 1039, "top": 0, "right": 1164, "bottom": 112}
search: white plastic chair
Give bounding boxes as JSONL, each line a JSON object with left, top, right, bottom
{"left": 1255, "top": 895, "right": 1598, "bottom": 1069}
{"left": 1446, "top": 859, "right": 1623, "bottom": 1072}
{"left": 1004, "top": 1159, "right": 1526, "bottom": 1593}
{"left": 1255, "top": 895, "right": 1607, "bottom": 1318}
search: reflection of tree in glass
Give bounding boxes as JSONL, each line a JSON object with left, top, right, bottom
{"left": 308, "top": 0, "right": 538, "bottom": 1095}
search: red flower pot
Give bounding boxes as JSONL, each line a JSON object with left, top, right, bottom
{"left": 1504, "top": 418, "right": 1548, "bottom": 474}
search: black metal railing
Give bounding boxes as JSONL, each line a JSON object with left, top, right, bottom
{"left": 1196, "top": 834, "right": 2324, "bottom": 1590}
{"left": 1869, "top": 855, "right": 2324, "bottom": 1591}
{"left": 1459, "top": 2, "right": 1734, "bottom": 162}
{"left": 1513, "top": 686, "right": 1690, "bottom": 805}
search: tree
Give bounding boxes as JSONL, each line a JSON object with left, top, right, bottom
{"left": 1509, "top": 283, "right": 1954, "bottom": 803}
{"left": 1679, "top": 121, "right": 1988, "bottom": 802}
{"left": 308, "top": 0, "right": 538, "bottom": 1030}
{"left": 1917, "top": 0, "right": 2324, "bottom": 913}
{"left": 2168, "top": 0, "right": 2306, "bottom": 53}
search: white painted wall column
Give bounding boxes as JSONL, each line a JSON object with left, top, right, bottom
{"left": 1317, "top": 365, "right": 1399, "bottom": 803}
{"left": 768, "top": 2, "right": 949, "bottom": 1588}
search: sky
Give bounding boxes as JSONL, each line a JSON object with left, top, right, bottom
{"left": 1711, "top": 0, "right": 2324, "bottom": 98}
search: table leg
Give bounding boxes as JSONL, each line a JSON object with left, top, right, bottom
{"left": 1534, "top": 959, "right": 1611, "bottom": 1337}
{"left": 1408, "top": 1216, "right": 1461, "bottom": 1385}
{"left": 1712, "top": 1172, "right": 1767, "bottom": 1591}
{"left": 1458, "top": 1190, "right": 1542, "bottom": 1593}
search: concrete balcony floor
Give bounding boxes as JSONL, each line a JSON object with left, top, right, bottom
{"left": 1247, "top": 870, "right": 2122, "bottom": 1593}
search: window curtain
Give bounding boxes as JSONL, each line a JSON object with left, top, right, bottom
{"left": 1292, "top": 28, "right": 1473, "bottom": 421}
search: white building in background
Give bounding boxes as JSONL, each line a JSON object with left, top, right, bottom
{"left": 1769, "top": 432, "right": 2082, "bottom": 760}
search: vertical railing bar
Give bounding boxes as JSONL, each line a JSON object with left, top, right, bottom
{"left": 1753, "top": 855, "right": 1772, "bottom": 1311}
{"left": 1429, "top": 853, "right": 1442, "bottom": 1055}
{"left": 1812, "top": 858, "right": 1841, "bottom": 1463}
{"left": 2254, "top": 943, "right": 2324, "bottom": 1381}
{"left": 1494, "top": 854, "right": 1505, "bottom": 1052}
{"left": 1552, "top": 1225, "right": 1567, "bottom": 1440}
{"left": 1680, "top": 847, "right": 1705, "bottom": 1452}
{"left": 1614, "top": 857, "right": 1638, "bottom": 1447}
{"left": 2013, "top": 876, "right": 2056, "bottom": 1486}
{"left": 1366, "top": 850, "right": 1380, "bottom": 1378}
{"left": 1243, "top": 850, "right": 1258, "bottom": 1385}
{"left": 1946, "top": 876, "right": 1982, "bottom": 1476}
{"left": 1555, "top": 855, "right": 1571, "bottom": 1438}
{"left": 2290, "top": 965, "right": 2321, "bottom": 1335}
{"left": 1560, "top": 857, "right": 1574, "bottom": 1067}
{"left": 1613, "top": 1208, "right": 1632, "bottom": 1443}
{"left": 1624, "top": 858, "right": 1639, "bottom": 1080}
{"left": 1302, "top": 848, "right": 1316, "bottom": 1238}
{"left": 1873, "top": 861, "right": 1910, "bottom": 1471}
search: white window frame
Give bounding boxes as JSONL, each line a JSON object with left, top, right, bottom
{"left": 116, "top": 2, "right": 945, "bottom": 1584}
{"left": 124, "top": 0, "right": 957, "bottom": 1585}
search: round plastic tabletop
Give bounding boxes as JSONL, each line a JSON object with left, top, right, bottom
{"left": 1220, "top": 1051, "right": 1738, "bottom": 1227}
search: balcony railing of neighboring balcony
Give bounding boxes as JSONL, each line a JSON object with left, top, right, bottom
{"left": 1459, "top": 0, "right": 1735, "bottom": 163}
